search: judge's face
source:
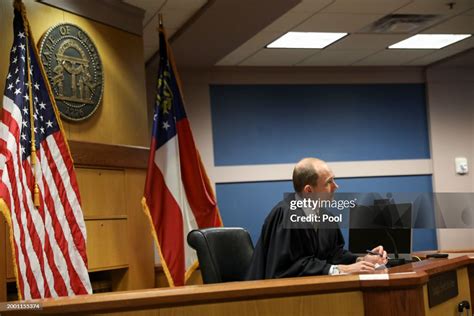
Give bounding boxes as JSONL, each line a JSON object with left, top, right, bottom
{"left": 316, "top": 164, "right": 338, "bottom": 193}
{"left": 304, "top": 163, "right": 338, "bottom": 194}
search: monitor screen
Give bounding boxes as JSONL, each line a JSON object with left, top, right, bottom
{"left": 349, "top": 203, "right": 412, "bottom": 256}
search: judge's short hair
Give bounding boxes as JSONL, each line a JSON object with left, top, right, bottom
{"left": 292, "top": 159, "right": 319, "bottom": 193}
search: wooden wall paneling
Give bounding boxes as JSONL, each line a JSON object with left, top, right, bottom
{"left": 0, "top": 218, "right": 6, "bottom": 301}
{"left": 186, "top": 269, "right": 203, "bottom": 285}
{"left": 4, "top": 1, "right": 150, "bottom": 147}
{"left": 363, "top": 287, "right": 425, "bottom": 316}
{"left": 22, "top": 0, "right": 65, "bottom": 47}
{"left": 468, "top": 264, "right": 474, "bottom": 311}
{"left": 109, "top": 268, "right": 129, "bottom": 293}
{"left": 75, "top": 168, "right": 127, "bottom": 218}
{"left": 422, "top": 267, "right": 472, "bottom": 316}
{"left": 154, "top": 265, "right": 168, "bottom": 288}
{"left": 70, "top": 141, "right": 148, "bottom": 169}
{"left": 86, "top": 291, "right": 366, "bottom": 316}
{"left": 123, "top": 169, "right": 154, "bottom": 290}
{"left": 61, "top": 12, "right": 149, "bottom": 147}
{"left": 85, "top": 219, "right": 129, "bottom": 271}
{"left": 155, "top": 266, "right": 203, "bottom": 287}
{"left": 5, "top": 227, "right": 14, "bottom": 281}
{"left": 0, "top": 0, "right": 9, "bottom": 96}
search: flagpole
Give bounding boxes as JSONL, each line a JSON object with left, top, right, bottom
{"left": 17, "top": 0, "right": 40, "bottom": 208}
{"left": 13, "top": 0, "right": 21, "bottom": 11}
{"left": 158, "top": 13, "right": 163, "bottom": 27}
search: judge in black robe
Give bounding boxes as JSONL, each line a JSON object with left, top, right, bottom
{"left": 246, "top": 194, "right": 357, "bottom": 279}
{"left": 246, "top": 157, "right": 386, "bottom": 280}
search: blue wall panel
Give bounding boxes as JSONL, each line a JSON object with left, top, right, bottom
{"left": 216, "top": 175, "right": 437, "bottom": 252}
{"left": 210, "top": 84, "right": 429, "bottom": 166}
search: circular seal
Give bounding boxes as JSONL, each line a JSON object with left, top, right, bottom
{"left": 39, "top": 23, "right": 103, "bottom": 121}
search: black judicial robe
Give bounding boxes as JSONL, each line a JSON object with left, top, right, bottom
{"left": 246, "top": 195, "right": 358, "bottom": 280}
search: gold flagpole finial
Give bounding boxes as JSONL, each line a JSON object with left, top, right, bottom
{"left": 13, "top": 0, "right": 29, "bottom": 31}
{"left": 158, "top": 13, "right": 163, "bottom": 27}
{"left": 13, "top": 0, "right": 22, "bottom": 10}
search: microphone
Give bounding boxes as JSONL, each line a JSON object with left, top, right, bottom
{"left": 385, "top": 229, "right": 405, "bottom": 267}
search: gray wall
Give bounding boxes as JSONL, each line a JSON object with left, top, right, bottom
{"left": 427, "top": 50, "right": 474, "bottom": 249}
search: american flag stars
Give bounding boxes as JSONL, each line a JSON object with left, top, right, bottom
{"left": 3, "top": 29, "right": 58, "bottom": 161}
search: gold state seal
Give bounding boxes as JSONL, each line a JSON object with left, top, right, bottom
{"left": 39, "top": 23, "right": 103, "bottom": 121}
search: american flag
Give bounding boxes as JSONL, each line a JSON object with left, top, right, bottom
{"left": 0, "top": 4, "right": 92, "bottom": 299}
{"left": 142, "top": 24, "right": 222, "bottom": 286}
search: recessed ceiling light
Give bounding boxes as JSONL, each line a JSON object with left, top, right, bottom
{"left": 267, "top": 32, "right": 348, "bottom": 49}
{"left": 389, "top": 34, "right": 472, "bottom": 49}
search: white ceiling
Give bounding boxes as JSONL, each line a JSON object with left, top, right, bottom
{"left": 127, "top": 0, "right": 474, "bottom": 67}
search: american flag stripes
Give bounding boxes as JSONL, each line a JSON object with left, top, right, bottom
{"left": 0, "top": 3, "right": 92, "bottom": 299}
{"left": 142, "top": 24, "right": 222, "bottom": 287}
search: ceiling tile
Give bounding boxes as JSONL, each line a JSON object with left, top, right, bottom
{"left": 395, "top": 0, "right": 474, "bottom": 15}
{"left": 164, "top": 0, "right": 207, "bottom": 10}
{"left": 291, "top": 0, "right": 335, "bottom": 13}
{"left": 239, "top": 48, "right": 317, "bottom": 66}
{"left": 216, "top": 3, "right": 323, "bottom": 66}
{"left": 422, "top": 15, "right": 474, "bottom": 34}
{"left": 160, "top": 7, "right": 197, "bottom": 29}
{"left": 406, "top": 52, "right": 449, "bottom": 65}
{"left": 137, "top": 0, "right": 474, "bottom": 66}
{"left": 216, "top": 1, "right": 335, "bottom": 66}
{"left": 407, "top": 36, "right": 474, "bottom": 65}
{"left": 215, "top": 54, "right": 244, "bottom": 66}
{"left": 327, "top": 34, "right": 409, "bottom": 50}
{"left": 216, "top": 31, "right": 282, "bottom": 65}
{"left": 262, "top": 0, "right": 338, "bottom": 33}
{"left": 123, "top": 0, "right": 166, "bottom": 25}
{"left": 321, "top": 0, "right": 412, "bottom": 14}
{"left": 264, "top": 12, "right": 315, "bottom": 33}
{"left": 297, "top": 49, "right": 377, "bottom": 65}
{"left": 293, "top": 13, "right": 385, "bottom": 32}
{"left": 354, "top": 49, "right": 434, "bottom": 65}
{"left": 139, "top": 0, "right": 205, "bottom": 62}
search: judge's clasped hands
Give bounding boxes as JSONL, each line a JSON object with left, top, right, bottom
{"left": 338, "top": 245, "right": 388, "bottom": 274}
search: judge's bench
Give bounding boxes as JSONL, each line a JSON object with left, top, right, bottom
{"left": 1, "top": 251, "right": 474, "bottom": 316}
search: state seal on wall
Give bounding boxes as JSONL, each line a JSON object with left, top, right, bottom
{"left": 39, "top": 23, "right": 104, "bottom": 121}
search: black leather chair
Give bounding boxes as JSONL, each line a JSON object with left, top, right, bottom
{"left": 187, "top": 227, "right": 254, "bottom": 284}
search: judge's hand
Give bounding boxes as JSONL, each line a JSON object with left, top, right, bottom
{"left": 339, "top": 261, "right": 375, "bottom": 274}
{"left": 362, "top": 245, "right": 388, "bottom": 265}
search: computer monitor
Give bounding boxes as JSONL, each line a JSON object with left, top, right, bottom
{"left": 349, "top": 203, "right": 412, "bottom": 260}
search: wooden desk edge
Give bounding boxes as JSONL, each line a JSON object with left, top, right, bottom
{"left": 3, "top": 256, "right": 474, "bottom": 314}
{"left": 1, "top": 276, "right": 361, "bottom": 314}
